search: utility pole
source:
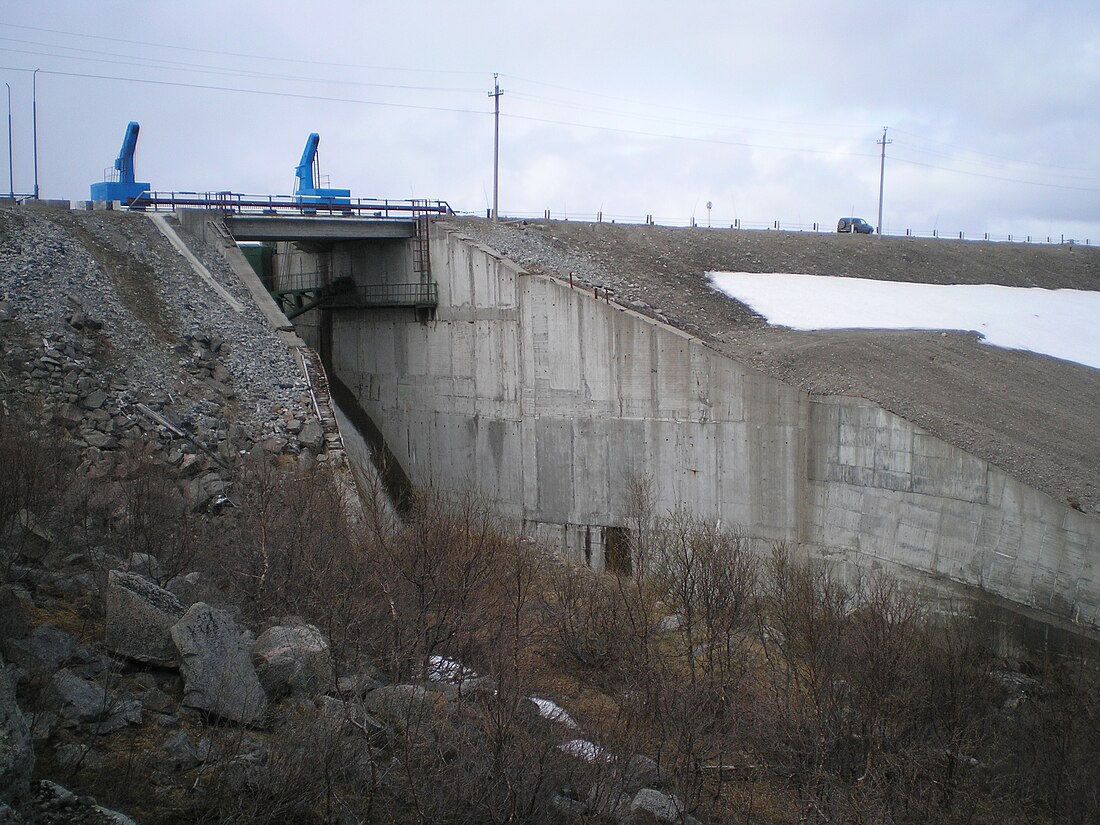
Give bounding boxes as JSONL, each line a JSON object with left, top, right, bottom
{"left": 32, "top": 68, "right": 40, "bottom": 199}
{"left": 5, "top": 83, "right": 13, "bottom": 199}
{"left": 876, "top": 126, "right": 891, "bottom": 236}
{"left": 488, "top": 73, "right": 503, "bottom": 220}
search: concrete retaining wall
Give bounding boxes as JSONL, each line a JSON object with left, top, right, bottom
{"left": 806, "top": 395, "right": 1100, "bottom": 626}
{"left": 327, "top": 226, "right": 1100, "bottom": 632}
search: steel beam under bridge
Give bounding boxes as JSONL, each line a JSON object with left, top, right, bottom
{"left": 225, "top": 216, "right": 417, "bottom": 242}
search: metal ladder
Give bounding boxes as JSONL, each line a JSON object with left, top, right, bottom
{"left": 413, "top": 214, "right": 431, "bottom": 282}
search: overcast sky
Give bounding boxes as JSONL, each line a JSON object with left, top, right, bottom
{"left": 2, "top": 1, "right": 1098, "bottom": 241}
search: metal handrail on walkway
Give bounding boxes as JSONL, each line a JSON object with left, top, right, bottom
{"left": 326, "top": 282, "right": 438, "bottom": 309}
{"left": 127, "top": 190, "right": 453, "bottom": 219}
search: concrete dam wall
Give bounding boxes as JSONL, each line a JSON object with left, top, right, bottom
{"left": 315, "top": 226, "right": 1099, "bottom": 634}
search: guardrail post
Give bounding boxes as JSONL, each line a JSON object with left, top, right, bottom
{"left": 933, "top": 229, "right": 937, "bottom": 238}
{"left": 598, "top": 211, "right": 602, "bottom": 223}
{"left": 959, "top": 231, "right": 964, "bottom": 239}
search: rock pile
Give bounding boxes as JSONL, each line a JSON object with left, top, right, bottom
{"left": 0, "top": 205, "right": 345, "bottom": 518}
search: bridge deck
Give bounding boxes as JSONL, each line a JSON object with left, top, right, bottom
{"left": 226, "top": 216, "right": 416, "bottom": 242}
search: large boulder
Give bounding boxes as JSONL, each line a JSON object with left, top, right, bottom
{"left": 251, "top": 624, "right": 333, "bottom": 700}
{"left": 47, "top": 670, "right": 106, "bottom": 728}
{"left": 4, "top": 623, "right": 97, "bottom": 677}
{"left": 0, "top": 655, "right": 32, "bottom": 813}
{"left": 626, "top": 788, "right": 701, "bottom": 825}
{"left": 363, "top": 685, "right": 436, "bottom": 725}
{"left": 0, "top": 587, "right": 29, "bottom": 644}
{"left": 170, "top": 603, "right": 267, "bottom": 725}
{"left": 5, "top": 509, "right": 55, "bottom": 561}
{"left": 166, "top": 571, "right": 226, "bottom": 609}
{"left": 106, "top": 570, "right": 185, "bottom": 666}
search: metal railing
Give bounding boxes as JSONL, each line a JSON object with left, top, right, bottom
{"left": 326, "top": 281, "right": 438, "bottom": 309}
{"left": 125, "top": 190, "right": 452, "bottom": 219}
{"left": 482, "top": 209, "right": 1091, "bottom": 246}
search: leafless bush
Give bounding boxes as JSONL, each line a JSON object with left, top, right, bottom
{"left": 651, "top": 508, "right": 757, "bottom": 685}
{"left": 544, "top": 562, "right": 634, "bottom": 672}
{"left": 0, "top": 413, "right": 75, "bottom": 572}
{"left": 363, "top": 488, "right": 515, "bottom": 683}
{"left": 114, "top": 444, "right": 209, "bottom": 587}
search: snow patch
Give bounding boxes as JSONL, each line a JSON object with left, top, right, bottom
{"left": 558, "top": 739, "right": 606, "bottom": 763}
{"left": 530, "top": 697, "right": 579, "bottom": 728}
{"left": 426, "top": 655, "right": 477, "bottom": 682}
{"left": 708, "top": 272, "right": 1100, "bottom": 371}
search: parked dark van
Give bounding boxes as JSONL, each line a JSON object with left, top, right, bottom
{"left": 837, "top": 217, "right": 874, "bottom": 234}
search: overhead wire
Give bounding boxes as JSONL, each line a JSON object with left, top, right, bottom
{"left": 1, "top": 23, "right": 489, "bottom": 76}
{"left": 889, "top": 155, "right": 1100, "bottom": 193}
{"left": 0, "top": 65, "right": 488, "bottom": 117}
{"left": 0, "top": 37, "right": 484, "bottom": 93}
{"left": 3, "top": 28, "right": 1098, "bottom": 194}
{"left": 890, "top": 126, "right": 1099, "bottom": 176}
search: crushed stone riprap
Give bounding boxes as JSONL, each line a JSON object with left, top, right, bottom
{"left": 0, "top": 205, "right": 320, "bottom": 475}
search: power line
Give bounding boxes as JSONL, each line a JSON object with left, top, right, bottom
{"left": 7, "top": 27, "right": 1094, "bottom": 187}
{"left": 502, "top": 110, "right": 881, "bottom": 160}
{"left": 1, "top": 23, "right": 488, "bottom": 76}
{"left": 890, "top": 154, "right": 1100, "bottom": 193}
{"left": 5, "top": 62, "right": 1098, "bottom": 197}
{"left": 890, "top": 126, "right": 1099, "bottom": 176}
{"left": 0, "top": 38, "right": 484, "bottom": 93}
{"left": 506, "top": 90, "right": 860, "bottom": 146}
{"left": 503, "top": 72, "right": 871, "bottom": 134}
{"left": 0, "top": 65, "right": 489, "bottom": 117}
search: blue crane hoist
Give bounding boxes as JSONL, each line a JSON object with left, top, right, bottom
{"left": 89, "top": 121, "right": 151, "bottom": 204}
{"left": 294, "top": 132, "right": 351, "bottom": 206}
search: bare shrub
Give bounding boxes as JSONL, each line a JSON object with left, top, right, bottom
{"left": 1002, "top": 656, "right": 1100, "bottom": 824}
{"left": 0, "top": 413, "right": 75, "bottom": 572}
{"left": 543, "top": 562, "right": 633, "bottom": 672}
{"left": 114, "top": 444, "right": 208, "bottom": 587}
{"left": 214, "top": 452, "right": 366, "bottom": 668}
{"left": 364, "top": 489, "right": 514, "bottom": 683}
{"left": 650, "top": 508, "right": 757, "bottom": 685}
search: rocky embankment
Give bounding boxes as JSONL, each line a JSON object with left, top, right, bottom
{"left": 0, "top": 203, "right": 326, "bottom": 822}
{"left": 0, "top": 206, "right": 333, "bottom": 477}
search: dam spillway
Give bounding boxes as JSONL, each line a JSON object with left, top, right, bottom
{"left": 267, "top": 217, "right": 1100, "bottom": 641}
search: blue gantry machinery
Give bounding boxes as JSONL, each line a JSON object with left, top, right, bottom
{"left": 294, "top": 132, "right": 351, "bottom": 206}
{"left": 85, "top": 124, "right": 453, "bottom": 220}
{"left": 89, "top": 121, "right": 151, "bottom": 204}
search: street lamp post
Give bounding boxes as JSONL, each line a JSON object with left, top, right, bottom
{"left": 32, "top": 68, "right": 39, "bottom": 199}
{"left": 5, "top": 82, "right": 13, "bottom": 200}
